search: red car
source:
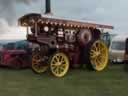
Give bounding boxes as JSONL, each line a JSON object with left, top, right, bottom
{"left": 0, "top": 40, "right": 32, "bottom": 69}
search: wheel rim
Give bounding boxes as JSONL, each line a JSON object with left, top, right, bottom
{"left": 32, "top": 50, "right": 48, "bottom": 73}
{"left": 50, "top": 53, "right": 69, "bottom": 77}
{"left": 89, "top": 40, "right": 108, "bottom": 71}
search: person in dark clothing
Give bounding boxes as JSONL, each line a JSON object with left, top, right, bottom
{"left": 124, "top": 38, "right": 128, "bottom": 72}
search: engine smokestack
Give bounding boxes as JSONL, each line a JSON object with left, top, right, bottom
{"left": 45, "top": 0, "right": 52, "bottom": 14}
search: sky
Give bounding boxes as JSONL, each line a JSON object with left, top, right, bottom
{"left": 0, "top": 0, "right": 128, "bottom": 40}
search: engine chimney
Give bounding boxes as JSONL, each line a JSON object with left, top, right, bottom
{"left": 45, "top": 0, "right": 52, "bottom": 14}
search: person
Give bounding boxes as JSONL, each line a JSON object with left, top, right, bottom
{"left": 124, "top": 38, "right": 128, "bottom": 72}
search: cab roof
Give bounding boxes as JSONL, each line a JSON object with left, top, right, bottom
{"left": 18, "top": 13, "right": 114, "bottom": 30}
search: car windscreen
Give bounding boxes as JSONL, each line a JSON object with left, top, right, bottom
{"left": 15, "top": 41, "right": 28, "bottom": 50}
{"left": 111, "top": 41, "right": 125, "bottom": 50}
{"left": 4, "top": 43, "right": 15, "bottom": 50}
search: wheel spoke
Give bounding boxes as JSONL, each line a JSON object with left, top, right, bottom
{"left": 60, "top": 66, "right": 65, "bottom": 71}
{"left": 96, "top": 57, "right": 102, "bottom": 66}
{"left": 100, "top": 47, "right": 106, "bottom": 52}
{"left": 97, "top": 43, "right": 101, "bottom": 51}
{"left": 54, "top": 57, "right": 58, "bottom": 62}
{"left": 51, "top": 61, "right": 56, "bottom": 65}
{"left": 51, "top": 65, "right": 57, "bottom": 70}
{"left": 61, "top": 64, "right": 66, "bottom": 68}
{"left": 90, "top": 49, "right": 96, "bottom": 54}
{"left": 61, "top": 60, "right": 66, "bottom": 64}
{"left": 56, "top": 67, "right": 60, "bottom": 74}
{"left": 59, "top": 56, "right": 62, "bottom": 62}
{"left": 90, "top": 53, "right": 97, "bottom": 59}
{"left": 92, "top": 45, "right": 98, "bottom": 51}
{"left": 54, "top": 67, "right": 58, "bottom": 74}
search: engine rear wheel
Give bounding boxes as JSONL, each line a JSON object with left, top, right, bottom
{"left": 50, "top": 52, "right": 69, "bottom": 77}
{"left": 89, "top": 40, "right": 108, "bottom": 71}
{"left": 32, "top": 49, "right": 48, "bottom": 73}
{"left": 84, "top": 40, "right": 108, "bottom": 71}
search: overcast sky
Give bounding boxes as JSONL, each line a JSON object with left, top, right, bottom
{"left": 0, "top": 0, "right": 127, "bottom": 40}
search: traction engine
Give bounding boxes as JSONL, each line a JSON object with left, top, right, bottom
{"left": 18, "top": 0, "right": 113, "bottom": 77}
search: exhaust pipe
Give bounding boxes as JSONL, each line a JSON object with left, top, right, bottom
{"left": 45, "top": 0, "right": 52, "bottom": 14}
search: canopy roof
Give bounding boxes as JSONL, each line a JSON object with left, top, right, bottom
{"left": 18, "top": 13, "right": 114, "bottom": 29}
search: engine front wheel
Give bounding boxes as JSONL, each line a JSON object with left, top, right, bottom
{"left": 32, "top": 49, "right": 48, "bottom": 73}
{"left": 50, "top": 52, "right": 69, "bottom": 77}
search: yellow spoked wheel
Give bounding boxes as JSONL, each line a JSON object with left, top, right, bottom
{"left": 89, "top": 40, "right": 108, "bottom": 71}
{"left": 50, "top": 53, "right": 69, "bottom": 77}
{"left": 32, "top": 50, "right": 48, "bottom": 73}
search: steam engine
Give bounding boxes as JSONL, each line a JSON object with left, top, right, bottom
{"left": 18, "top": 13, "right": 113, "bottom": 77}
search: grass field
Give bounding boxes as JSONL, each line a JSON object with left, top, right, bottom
{"left": 0, "top": 64, "right": 128, "bottom": 96}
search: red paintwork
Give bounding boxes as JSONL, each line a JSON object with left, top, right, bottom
{"left": 0, "top": 49, "right": 31, "bottom": 68}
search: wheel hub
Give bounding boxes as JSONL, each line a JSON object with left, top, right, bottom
{"left": 56, "top": 62, "right": 62, "bottom": 66}
{"left": 95, "top": 52, "right": 100, "bottom": 56}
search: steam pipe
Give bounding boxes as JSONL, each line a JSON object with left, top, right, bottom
{"left": 45, "top": 0, "right": 51, "bottom": 14}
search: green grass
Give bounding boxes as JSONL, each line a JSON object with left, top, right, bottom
{"left": 0, "top": 64, "right": 128, "bottom": 96}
